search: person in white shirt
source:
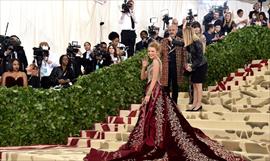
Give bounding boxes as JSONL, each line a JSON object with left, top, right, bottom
{"left": 119, "top": 0, "right": 137, "bottom": 58}
{"left": 39, "top": 42, "right": 59, "bottom": 88}
{"left": 235, "top": 9, "right": 248, "bottom": 29}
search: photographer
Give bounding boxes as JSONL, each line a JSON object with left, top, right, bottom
{"left": 37, "top": 42, "right": 59, "bottom": 88}
{"left": 135, "top": 30, "right": 151, "bottom": 52}
{"left": 66, "top": 42, "right": 83, "bottom": 78}
{"left": 82, "top": 42, "right": 96, "bottom": 74}
{"left": 119, "top": 0, "right": 137, "bottom": 58}
{"left": 149, "top": 26, "right": 163, "bottom": 42}
{"left": 98, "top": 42, "right": 112, "bottom": 67}
{"left": 1, "top": 35, "right": 28, "bottom": 74}
{"left": 92, "top": 42, "right": 112, "bottom": 69}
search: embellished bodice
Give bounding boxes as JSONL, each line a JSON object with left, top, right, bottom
{"left": 5, "top": 76, "right": 24, "bottom": 87}
{"left": 147, "top": 58, "right": 162, "bottom": 83}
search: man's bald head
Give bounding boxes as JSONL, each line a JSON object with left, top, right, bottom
{"left": 172, "top": 18, "right": 178, "bottom": 26}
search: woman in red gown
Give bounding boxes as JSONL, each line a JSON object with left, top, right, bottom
{"left": 84, "top": 42, "right": 245, "bottom": 161}
{"left": 1, "top": 58, "right": 28, "bottom": 87}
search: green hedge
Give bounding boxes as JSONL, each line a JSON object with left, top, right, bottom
{"left": 0, "top": 52, "right": 146, "bottom": 146}
{"left": 0, "top": 26, "right": 269, "bottom": 146}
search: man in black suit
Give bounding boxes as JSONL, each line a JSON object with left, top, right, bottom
{"left": 1, "top": 35, "right": 28, "bottom": 73}
{"left": 135, "top": 30, "right": 151, "bottom": 52}
{"left": 82, "top": 42, "right": 96, "bottom": 75}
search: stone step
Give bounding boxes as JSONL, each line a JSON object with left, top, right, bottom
{"left": 94, "top": 119, "right": 269, "bottom": 133}
{"left": 215, "top": 139, "right": 270, "bottom": 155}
{"left": 126, "top": 104, "right": 270, "bottom": 116}
{"left": 205, "top": 90, "right": 270, "bottom": 99}
{"left": 81, "top": 127, "right": 269, "bottom": 143}
{"left": 108, "top": 112, "right": 270, "bottom": 124}
{"left": 1, "top": 147, "right": 90, "bottom": 161}
{"left": 3, "top": 147, "right": 268, "bottom": 161}
{"left": 67, "top": 136, "right": 270, "bottom": 155}
{"left": 234, "top": 151, "right": 270, "bottom": 161}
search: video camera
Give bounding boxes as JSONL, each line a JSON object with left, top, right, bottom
{"left": 161, "top": 9, "right": 172, "bottom": 29}
{"left": 66, "top": 41, "right": 81, "bottom": 59}
{"left": 0, "top": 35, "right": 15, "bottom": 52}
{"left": 121, "top": 0, "right": 133, "bottom": 13}
{"left": 148, "top": 17, "right": 158, "bottom": 38}
{"left": 186, "top": 9, "right": 198, "bottom": 25}
{"left": 33, "top": 47, "right": 49, "bottom": 67}
{"left": 92, "top": 43, "right": 102, "bottom": 57}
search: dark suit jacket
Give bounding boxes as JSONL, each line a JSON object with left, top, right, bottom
{"left": 82, "top": 52, "right": 96, "bottom": 74}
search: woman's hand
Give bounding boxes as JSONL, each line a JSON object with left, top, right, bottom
{"left": 142, "top": 57, "right": 148, "bottom": 68}
{"left": 185, "top": 63, "right": 192, "bottom": 72}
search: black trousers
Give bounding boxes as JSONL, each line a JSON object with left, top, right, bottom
{"left": 121, "top": 30, "right": 136, "bottom": 58}
{"left": 41, "top": 76, "right": 51, "bottom": 89}
{"left": 165, "top": 64, "right": 179, "bottom": 104}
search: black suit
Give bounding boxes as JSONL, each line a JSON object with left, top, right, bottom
{"left": 49, "top": 66, "right": 75, "bottom": 87}
{"left": 82, "top": 51, "right": 96, "bottom": 75}
{"left": 135, "top": 39, "right": 150, "bottom": 52}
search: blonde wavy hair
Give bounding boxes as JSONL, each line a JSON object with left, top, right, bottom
{"left": 148, "top": 41, "right": 161, "bottom": 55}
{"left": 183, "top": 27, "right": 200, "bottom": 47}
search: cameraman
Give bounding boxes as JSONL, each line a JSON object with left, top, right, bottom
{"left": 38, "top": 42, "right": 59, "bottom": 88}
{"left": 135, "top": 30, "right": 151, "bottom": 52}
{"left": 66, "top": 43, "right": 83, "bottom": 78}
{"left": 150, "top": 26, "right": 163, "bottom": 42}
{"left": 98, "top": 42, "right": 112, "bottom": 67}
{"left": 119, "top": 0, "right": 137, "bottom": 58}
{"left": 82, "top": 42, "right": 96, "bottom": 74}
{"left": 1, "top": 35, "right": 28, "bottom": 74}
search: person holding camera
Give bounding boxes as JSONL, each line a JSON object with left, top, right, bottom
{"left": 135, "top": 30, "right": 151, "bottom": 52}
{"left": 98, "top": 42, "right": 112, "bottom": 67}
{"left": 1, "top": 35, "right": 28, "bottom": 74}
{"left": 49, "top": 55, "right": 75, "bottom": 88}
{"left": 82, "top": 42, "right": 96, "bottom": 74}
{"left": 160, "top": 24, "right": 186, "bottom": 104}
{"left": 119, "top": 0, "right": 137, "bottom": 57}
{"left": 66, "top": 42, "right": 83, "bottom": 78}
{"left": 38, "top": 42, "right": 59, "bottom": 88}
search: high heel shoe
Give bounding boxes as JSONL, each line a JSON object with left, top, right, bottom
{"left": 190, "top": 106, "right": 202, "bottom": 112}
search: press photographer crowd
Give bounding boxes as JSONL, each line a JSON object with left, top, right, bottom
{"left": 0, "top": 0, "right": 269, "bottom": 90}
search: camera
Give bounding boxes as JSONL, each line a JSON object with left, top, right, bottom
{"left": 161, "top": 9, "right": 172, "bottom": 29}
{"left": 33, "top": 47, "right": 49, "bottom": 67}
{"left": 92, "top": 43, "right": 102, "bottom": 57}
{"left": 0, "top": 35, "right": 14, "bottom": 52}
{"left": 186, "top": 9, "right": 198, "bottom": 25}
{"left": 121, "top": 0, "right": 132, "bottom": 13}
{"left": 66, "top": 41, "right": 81, "bottom": 59}
{"left": 162, "top": 15, "right": 172, "bottom": 26}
